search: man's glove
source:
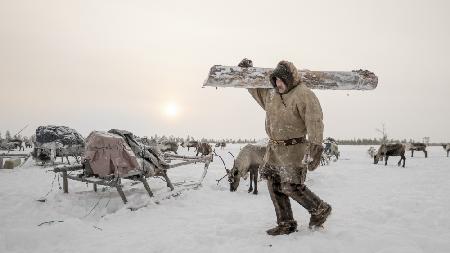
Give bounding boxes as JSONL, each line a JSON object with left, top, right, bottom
{"left": 308, "top": 143, "right": 324, "bottom": 171}
{"left": 238, "top": 58, "right": 253, "bottom": 68}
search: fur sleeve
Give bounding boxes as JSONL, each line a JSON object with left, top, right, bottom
{"left": 248, "top": 88, "right": 268, "bottom": 110}
{"left": 297, "top": 87, "right": 324, "bottom": 145}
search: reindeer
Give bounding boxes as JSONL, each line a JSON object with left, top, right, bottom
{"left": 17, "top": 141, "right": 24, "bottom": 151}
{"left": 442, "top": 144, "right": 450, "bottom": 157}
{"left": 24, "top": 140, "right": 32, "bottom": 148}
{"left": 32, "top": 141, "right": 84, "bottom": 165}
{"left": 6, "top": 139, "right": 24, "bottom": 151}
{"left": 368, "top": 146, "right": 377, "bottom": 158}
{"left": 32, "top": 146, "right": 54, "bottom": 164}
{"left": 158, "top": 141, "right": 178, "bottom": 154}
{"left": 324, "top": 142, "right": 339, "bottom": 161}
{"left": 406, "top": 143, "right": 428, "bottom": 158}
{"left": 182, "top": 140, "right": 199, "bottom": 151}
{"left": 374, "top": 143, "right": 406, "bottom": 167}
{"left": 196, "top": 142, "right": 212, "bottom": 156}
{"left": 228, "top": 144, "right": 266, "bottom": 194}
{"left": 214, "top": 142, "right": 226, "bottom": 149}
{"left": 56, "top": 145, "right": 84, "bottom": 164}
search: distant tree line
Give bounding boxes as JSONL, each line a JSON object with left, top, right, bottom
{"left": 150, "top": 134, "right": 257, "bottom": 144}
{"left": 0, "top": 130, "right": 13, "bottom": 141}
{"left": 0, "top": 130, "right": 33, "bottom": 144}
{"left": 336, "top": 138, "right": 445, "bottom": 146}
{"left": 336, "top": 138, "right": 400, "bottom": 145}
{"left": 1, "top": 130, "right": 257, "bottom": 145}
{"left": 199, "top": 138, "right": 257, "bottom": 144}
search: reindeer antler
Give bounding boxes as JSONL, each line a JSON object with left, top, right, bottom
{"left": 215, "top": 173, "right": 230, "bottom": 185}
{"left": 213, "top": 150, "right": 227, "bottom": 173}
{"left": 214, "top": 150, "right": 232, "bottom": 185}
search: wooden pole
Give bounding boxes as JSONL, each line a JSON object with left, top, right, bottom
{"left": 62, "top": 171, "right": 68, "bottom": 193}
{"left": 162, "top": 172, "right": 174, "bottom": 191}
{"left": 198, "top": 160, "right": 211, "bottom": 185}
{"left": 139, "top": 177, "right": 154, "bottom": 197}
{"left": 116, "top": 185, "right": 127, "bottom": 204}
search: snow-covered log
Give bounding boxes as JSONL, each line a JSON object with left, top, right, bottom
{"left": 203, "top": 65, "right": 378, "bottom": 90}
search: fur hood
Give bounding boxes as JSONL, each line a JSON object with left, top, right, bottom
{"left": 269, "top": 61, "right": 301, "bottom": 94}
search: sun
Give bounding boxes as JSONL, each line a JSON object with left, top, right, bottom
{"left": 164, "top": 102, "right": 179, "bottom": 118}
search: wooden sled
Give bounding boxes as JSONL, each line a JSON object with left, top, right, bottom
{"left": 52, "top": 154, "right": 213, "bottom": 204}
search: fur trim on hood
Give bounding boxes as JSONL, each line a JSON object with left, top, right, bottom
{"left": 270, "top": 61, "right": 301, "bottom": 94}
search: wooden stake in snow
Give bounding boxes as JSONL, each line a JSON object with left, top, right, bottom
{"left": 203, "top": 65, "right": 378, "bottom": 90}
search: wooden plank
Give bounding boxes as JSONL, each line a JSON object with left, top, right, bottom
{"left": 0, "top": 153, "right": 30, "bottom": 158}
{"left": 168, "top": 160, "right": 199, "bottom": 169}
{"left": 53, "top": 164, "right": 83, "bottom": 173}
{"left": 165, "top": 154, "right": 206, "bottom": 160}
{"left": 167, "top": 154, "right": 212, "bottom": 169}
{"left": 203, "top": 65, "right": 378, "bottom": 90}
{"left": 65, "top": 174, "right": 118, "bottom": 187}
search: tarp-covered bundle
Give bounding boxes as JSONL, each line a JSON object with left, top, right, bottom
{"left": 35, "top": 125, "right": 84, "bottom": 146}
{"left": 33, "top": 125, "right": 85, "bottom": 162}
{"left": 84, "top": 129, "right": 169, "bottom": 178}
{"left": 84, "top": 131, "right": 141, "bottom": 177}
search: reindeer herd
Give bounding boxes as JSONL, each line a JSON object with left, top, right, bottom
{"left": 368, "top": 142, "right": 450, "bottom": 168}
{"left": 223, "top": 140, "right": 450, "bottom": 195}
{"left": 2, "top": 126, "right": 450, "bottom": 197}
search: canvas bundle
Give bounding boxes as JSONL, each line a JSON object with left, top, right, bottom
{"left": 35, "top": 125, "right": 85, "bottom": 146}
{"left": 84, "top": 130, "right": 169, "bottom": 178}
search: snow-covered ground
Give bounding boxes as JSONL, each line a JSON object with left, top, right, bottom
{"left": 1, "top": 145, "right": 449, "bottom": 253}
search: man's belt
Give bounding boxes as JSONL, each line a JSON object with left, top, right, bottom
{"left": 269, "top": 137, "right": 306, "bottom": 146}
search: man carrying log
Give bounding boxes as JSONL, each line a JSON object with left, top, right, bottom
{"left": 204, "top": 58, "right": 377, "bottom": 235}
{"left": 239, "top": 58, "right": 331, "bottom": 235}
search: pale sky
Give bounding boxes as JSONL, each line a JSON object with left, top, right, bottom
{"left": 1, "top": 0, "right": 449, "bottom": 142}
